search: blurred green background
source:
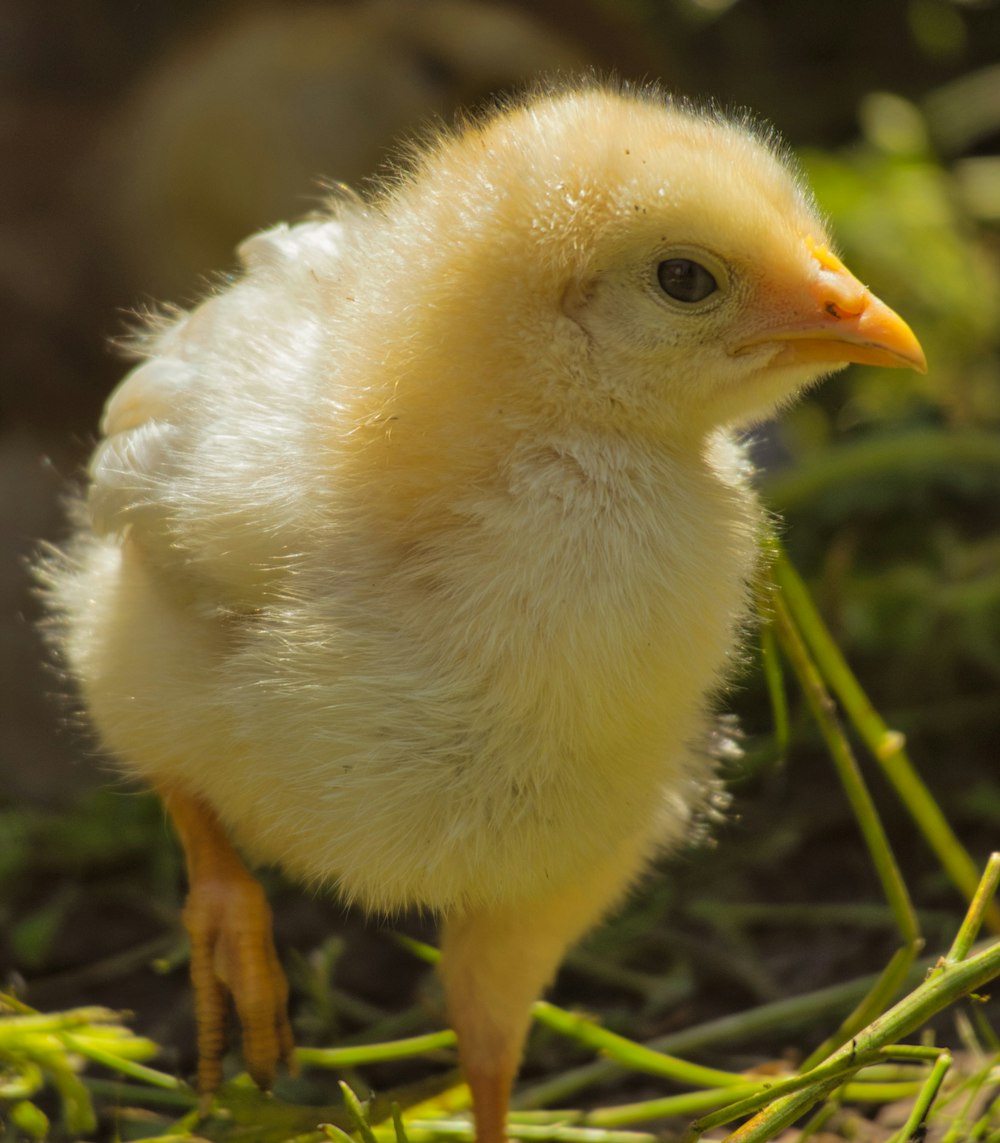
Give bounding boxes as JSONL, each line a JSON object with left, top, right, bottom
{"left": 2, "top": 0, "right": 999, "bottom": 1137}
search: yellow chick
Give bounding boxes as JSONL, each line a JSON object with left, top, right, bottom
{"left": 40, "top": 85, "right": 925, "bottom": 1143}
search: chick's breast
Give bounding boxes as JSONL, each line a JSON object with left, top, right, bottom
{"left": 49, "top": 90, "right": 788, "bottom": 915}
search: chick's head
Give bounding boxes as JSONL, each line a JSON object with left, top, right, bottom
{"left": 374, "top": 86, "right": 924, "bottom": 443}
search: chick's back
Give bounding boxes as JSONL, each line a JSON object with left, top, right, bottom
{"left": 44, "top": 88, "right": 778, "bottom": 913}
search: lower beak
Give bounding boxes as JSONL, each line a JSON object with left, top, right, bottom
{"left": 736, "top": 242, "right": 927, "bottom": 374}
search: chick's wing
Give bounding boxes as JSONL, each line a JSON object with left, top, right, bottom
{"left": 87, "top": 218, "right": 354, "bottom": 612}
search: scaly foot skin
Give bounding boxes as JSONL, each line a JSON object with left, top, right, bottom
{"left": 156, "top": 783, "right": 296, "bottom": 1108}
{"left": 182, "top": 865, "right": 296, "bottom": 1108}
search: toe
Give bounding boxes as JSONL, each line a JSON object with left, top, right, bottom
{"left": 185, "top": 901, "right": 229, "bottom": 1098}
{"left": 226, "top": 924, "right": 291, "bottom": 1090}
{"left": 209, "top": 878, "right": 295, "bottom": 1092}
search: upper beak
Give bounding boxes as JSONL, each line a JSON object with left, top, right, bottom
{"left": 736, "top": 239, "right": 927, "bottom": 373}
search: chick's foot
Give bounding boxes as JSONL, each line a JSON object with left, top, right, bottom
{"left": 184, "top": 869, "right": 295, "bottom": 1102}
{"left": 159, "top": 784, "right": 295, "bottom": 1105}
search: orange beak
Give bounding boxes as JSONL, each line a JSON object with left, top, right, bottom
{"left": 737, "top": 239, "right": 927, "bottom": 373}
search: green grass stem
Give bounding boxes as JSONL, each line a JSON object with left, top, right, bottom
{"left": 887, "top": 1051, "right": 952, "bottom": 1143}
{"left": 297, "top": 1030, "right": 458, "bottom": 1070}
{"left": 711, "top": 921, "right": 1000, "bottom": 1139}
{"left": 340, "top": 1081, "right": 380, "bottom": 1143}
{"left": 770, "top": 586, "right": 923, "bottom": 1065}
{"left": 758, "top": 622, "right": 789, "bottom": 763}
{"left": 770, "top": 585, "right": 920, "bottom": 948}
{"left": 513, "top": 961, "right": 924, "bottom": 1109}
{"left": 772, "top": 545, "right": 1000, "bottom": 932}
{"left": 945, "top": 852, "right": 1000, "bottom": 963}
{"left": 531, "top": 1003, "right": 745, "bottom": 1089}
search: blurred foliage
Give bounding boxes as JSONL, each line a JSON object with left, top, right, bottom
{"left": 750, "top": 67, "right": 1000, "bottom": 806}
{"left": 799, "top": 104, "right": 1000, "bottom": 433}
{"left": 0, "top": 992, "right": 169, "bottom": 1140}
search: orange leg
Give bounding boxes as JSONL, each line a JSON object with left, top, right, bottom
{"left": 440, "top": 835, "right": 652, "bottom": 1143}
{"left": 439, "top": 907, "right": 612, "bottom": 1141}
{"left": 158, "top": 784, "right": 295, "bottom": 1108}
{"left": 440, "top": 911, "right": 536, "bottom": 1143}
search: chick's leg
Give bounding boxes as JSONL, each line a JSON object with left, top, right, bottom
{"left": 440, "top": 833, "right": 653, "bottom": 1143}
{"left": 158, "top": 783, "right": 295, "bottom": 1104}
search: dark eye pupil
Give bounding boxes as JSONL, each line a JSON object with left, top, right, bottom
{"left": 657, "top": 258, "right": 717, "bottom": 303}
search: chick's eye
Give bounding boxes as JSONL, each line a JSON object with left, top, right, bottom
{"left": 657, "top": 258, "right": 717, "bottom": 303}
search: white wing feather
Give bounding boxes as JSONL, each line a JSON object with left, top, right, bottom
{"left": 86, "top": 217, "right": 354, "bottom": 609}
